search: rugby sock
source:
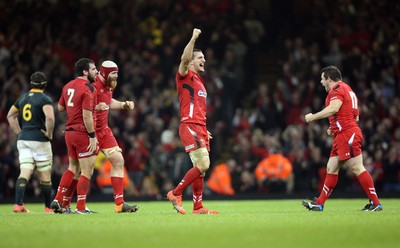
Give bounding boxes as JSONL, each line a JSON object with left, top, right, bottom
{"left": 76, "top": 176, "right": 90, "bottom": 211}
{"left": 63, "top": 179, "right": 78, "bottom": 207}
{"left": 173, "top": 167, "right": 202, "bottom": 196}
{"left": 111, "top": 177, "right": 124, "bottom": 206}
{"left": 54, "top": 169, "right": 74, "bottom": 203}
{"left": 192, "top": 176, "right": 204, "bottom": 210}
{"left": 40, "top": 181, "right": 52, "bottom": 208}
{"left": 15, "top": 178, "right": 28, "bottom": 205}
{"left": 316, "top": 173, "right": 338, "bottom": 205}
{"left": 357, "top": 171, "right": 380, "bottom": 205}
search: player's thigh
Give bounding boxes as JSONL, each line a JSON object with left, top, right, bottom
{"left": 17, "top": 140, "right": 52, "bottom": 171}
{"left": 344, "top": 154, "right": 365, "bottom": 176}
{"left": 97, "top": 127, "right": 118, "bottom": 149}
{"left": 333, "top": 129, "right": 363, "bottom": 160}
{"left": 189, "top": 147, "right": 210, "bottom": 173}
{"left": 326, "top": 156, "right": 341, "bottom": 174}
{"left": 179, "top": 123, "right": 209, "bottom": 153}
{"left": 66, "top": 131, "right": 98, "bottom": 159}
{"left": 78, "top": 155, "right": 97, "bottom": 175}
{"left": 17, "top": 140, "right": 35, "bottom": 170}
{"left": 37, "top": 168, "right": 52, "bottom": 182}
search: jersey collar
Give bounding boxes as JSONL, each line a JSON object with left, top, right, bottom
{"left": 30, "top": 89, "right": 44, "bottom": 93}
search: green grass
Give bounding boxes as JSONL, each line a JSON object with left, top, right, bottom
{"left": 1, "top": 199, "right": 399, "bottom": 248}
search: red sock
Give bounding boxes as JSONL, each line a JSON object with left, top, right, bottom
{"left": 316, "top": 173, "right": 338, "bottom": 205}
{"left": 173, "top": 167, "right": 202, "bottom": 196}
{"left": 192, "top": 176, "right": 204, "bottom": 210}
{"left": 76, "top": 176, "right": 90, "bottom": 211}
{"left": 62, "top": 179, "right": 78, "bottom": 208}
{"left": 357, "top": 171, "right": 380, "bottom": 205}
{"left": 54, "top": 170, "right": 74, "bottom": 203}
{"left": 111, "top": 177, "right": 124, "bottom": 206}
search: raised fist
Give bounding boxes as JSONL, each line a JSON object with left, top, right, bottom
{"left": 192, "top": 28, "right": 201, "bottom": 39}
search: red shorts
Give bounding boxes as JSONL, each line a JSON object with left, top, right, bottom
{"left": 97, "top": 127, "right": 118, "bottom": 149}
{"left": 330, "top": 127, "right": 363, "bottom": 160}
{"left": 179, "top": 123, "right": 209, "bottom": 153}
{"left": 65, "top": 131, "right": 99, "bottom": 159}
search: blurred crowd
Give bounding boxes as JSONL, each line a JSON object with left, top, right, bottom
{"left": 1, "top": 0, "right": 399, "bottom": 202}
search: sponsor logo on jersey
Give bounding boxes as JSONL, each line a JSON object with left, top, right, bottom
{"left": 198, "top": 90, "right": 207, "bottom": 98}
{"left": 185, "top": 144, "right": 195, "bottom": 151}
{"left": 78, "top": 151, "right": 94, "bottom": 157}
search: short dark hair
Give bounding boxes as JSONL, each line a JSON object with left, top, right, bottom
{"left": 192, "top": 48, "right": 202, "bottom": 59}
{"left": 75, "top": 58, "right": 95, "bottom": 77}
{"left": 321, "top": 66, "right": 342, "bottom": 81}
{"left": 30, "top": 71, "right": 47, "bottom": 89}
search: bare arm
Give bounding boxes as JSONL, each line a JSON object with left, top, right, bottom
{"left": 41, "top": 104, "right": 55, "bottom": 140}
{"left": 305, "top": 99, "right": 342, "bottom": 123}
{"left": 7, "top": 106, "right": 21, "bottom": 135}
{"left": 83, "top": 109, "right": 98, "bottom": 152}
{"left": 110, "top": 98, "right": 134, "bottom": 110}
{"left": 58, "top": 103, "right": 65, "bottom": 112}
{"left": 178, "top": 28, "right": 201, "bottom": 77}
{"left": 83, "top": 109, "right": 95, "bottom": 133}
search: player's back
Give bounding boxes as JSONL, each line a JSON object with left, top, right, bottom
{"left": 327, "top": 81, "right": 359, "bottom": 134}
{"left": 59, "top": 78, "right": 97, "bottom": 132}
{"left": 15, "top": 89, "right": 52, "bottom": 141}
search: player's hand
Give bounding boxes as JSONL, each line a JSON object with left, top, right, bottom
{"left": 41, "top": 129, "right": 53, "bottom": 140}
{"left": 305, "top": 113, "right": 314, "bottom": 123}
{"left": 96, "top": 102, "right": 109, "bottom": 111}
{"left": 122, "top": 101, "right": 134, "bottom": 110}
{"left": 192, "top": 28, "right": 201, "bottom": 40}
{"left": 207, "top": 130, "right": 213, "bottom": 139}
{"left": 87, "top": 137, "right": 98, "bottom": 153}
{"left": 327, "top": 127, "right": 333, "bottom": 136}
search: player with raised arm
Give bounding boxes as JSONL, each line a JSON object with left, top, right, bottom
{"left": 7, "top": 71, "right": 55, "bottom": 213}
{"left": 302, "top": 65, "right": 382, "bottom": 211}
{"left": 166, "top": 28, "right": 219, "bottom": 215}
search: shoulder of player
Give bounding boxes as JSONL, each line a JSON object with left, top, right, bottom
{"left": 177, "top": 70, "right": 198, "bottom": 83}
{"left": 331, "top": 81, "right": 351, "bottom": 93}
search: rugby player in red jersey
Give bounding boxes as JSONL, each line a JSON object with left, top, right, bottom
{"left": 53, "top": 60, "right": 139, "bottom": 213}
{"left": 91, "top": 60, "right": 139, "bottom": 213}
{"left": 167, "top": 28, "right": 219, "bottom": 215}
{"left": 302, "top": 65, "right": 382, "bottom": 211}
{"left": 51, "top": 58, "right": 99, "bottom": 214}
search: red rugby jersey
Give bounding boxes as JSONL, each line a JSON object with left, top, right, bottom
{"left": 326, "top": 81, "right": 359, "bottom": 135}
{"left": 59, "top": 77, "right": 97, "bottom": 132}
{"left": 176, "top": 70, "right": 207, "bottom": 125}
{"left": 93, "top": 75, "right": 113, "bottom": 130}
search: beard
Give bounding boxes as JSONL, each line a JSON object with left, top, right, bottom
{"left": 106, "top": 77, "right": 117, "bottom": 89}
{"left": 88, "top": 73, "right": 96, "bottom": 82}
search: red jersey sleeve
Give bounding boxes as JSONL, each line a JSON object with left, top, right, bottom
{"left": 58, "top": 93, "right": 65, "bottom": 107}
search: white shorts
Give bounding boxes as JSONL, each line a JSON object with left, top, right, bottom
{"left": 17, "top": 140, "right": 53, "bottom": 162}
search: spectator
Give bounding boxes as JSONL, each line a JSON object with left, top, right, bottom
{"left": 207, "top": 159, "right": 236, "bottom": 195}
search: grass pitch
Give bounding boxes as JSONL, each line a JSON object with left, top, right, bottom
{"left": 0, "top": 199, "right": 399, "bottom": 248}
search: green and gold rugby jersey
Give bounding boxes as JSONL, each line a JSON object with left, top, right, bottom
{"left": 13, "top": 89, "right": 53, "bottom": 141}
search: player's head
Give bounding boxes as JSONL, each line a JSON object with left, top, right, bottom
{"left": 100, "top": 60, "right": 118, "bottom": 88}
{"left": 75, "top": 58, "right": 97, "bottom": 82}
{"left": 30, "top": 71, "right": 47, "bottom": 90}
{"left": 321, "top": 66, "right": 342, "bottom": 82}
{"left": 189, "top": 48, "right": 205, "bottom": 73}
{"left": 100, "top": 60, "right": 118, "bottom": 80}
{"left": 320, "top": 66, "right": 342, "bottom": 91}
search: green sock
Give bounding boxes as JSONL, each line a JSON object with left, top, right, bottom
{"left": 40, "top": 181, "right": 52, "bottom": 208}
{"left": 15, "top": 178, "right": 28, "bottom": 205}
